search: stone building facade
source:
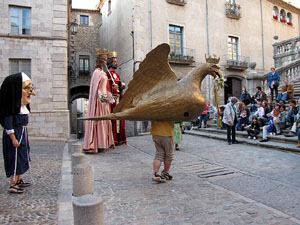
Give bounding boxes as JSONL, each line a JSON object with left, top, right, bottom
{"left": 0, "top": 0, "right": 69, "bottom": 140}
{"left": 98, "top": 0, "right": 300, "bottom": 105}
{"left": 68, "top": 8, "right": 101, "bottom": 135}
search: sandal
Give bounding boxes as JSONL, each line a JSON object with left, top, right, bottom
{"left": 8, "top": 184, "right": 24, "bottom": 194}
{"left": 16, "top": 179, "right": 31, "bottom": 187}
{"left": 161, "top": 170, "right": 173, "bottom": 180}
{"left": 152, "top": 172, "right": 166, "bottom": 183}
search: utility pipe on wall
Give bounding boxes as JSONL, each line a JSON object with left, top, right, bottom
{"left": 259, "top": 0, "right": 265, "bottom": 71}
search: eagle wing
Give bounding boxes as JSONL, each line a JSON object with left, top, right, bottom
{"left": 114, "top": 43, "right": 178, "bottom": 113}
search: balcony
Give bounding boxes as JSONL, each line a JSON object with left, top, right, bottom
{"left": 169, "top": 47, "right": 195, "bottom": 65}
{"left": 166, "top": 0, "right": 186, "bottom": 6}
{"left": 225, "top": 55, "right": 250, "bottom": 71}
{"left": 273, "top": 36, "right": 300, "bottom": 68}
{"left": 225, "top": 2, "right": 241, "bottom": 19}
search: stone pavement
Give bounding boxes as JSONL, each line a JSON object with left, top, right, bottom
{"left": 0, "top": 140, "right": 65, "bottom": 225}
{"left": 1, "top": 136, "right": 300, "bottom": 225}
{"left": 60, "top": 135, "right": 300, "bottom": 225}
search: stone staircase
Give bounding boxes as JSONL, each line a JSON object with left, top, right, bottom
{"left": 185, "top": 122, "right": 300, "bottom": 154}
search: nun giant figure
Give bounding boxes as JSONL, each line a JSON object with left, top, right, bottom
{"left": 0, "top": 72, "right": 36, "bottom": 194}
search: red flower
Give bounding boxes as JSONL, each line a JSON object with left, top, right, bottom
{"left": 273, "top": 15, "right": 278, "bottom": 20}
{"left": 280, "top": 19, "right": 286, "bottom": 23}
{"left": 287, "top": 22, "right": 293, "bottom": 26}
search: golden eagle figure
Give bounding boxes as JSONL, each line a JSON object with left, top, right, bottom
{"left": 82, "top": 43, "right": 222, "bottom": 121}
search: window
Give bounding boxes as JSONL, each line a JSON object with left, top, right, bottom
{"left": 10, "top": 6, "right": 31, "bottom": 35}
{"left": 169, "top": 25, "right": 183, "bottom": 55}
{"left": 9, "top": 59, "right": 31, "bottom": 77}
{"left": 228, "top": 36, "right": 239, "bottom": 61}
{"left": 79, "top": 56, "right": 90, "bottom": 75}
{"left": 108, "top": 0, "right": 112, "bottom": 14}
{"left": 80, "top": 15, "right": 89, "bottom": 25}
{"left": 273, "top": 6, "right": 278, "bottom": 20}
{"left": 280, "top": 9, "right": 286, "bottom": 22}
{"left": 287, "top": 12, "right": 292, "bottom": 24}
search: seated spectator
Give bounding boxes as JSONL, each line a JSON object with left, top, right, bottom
{"left": 260, "top": 100, "right": 271, "bottom": 124}
{"left": 247, "top": 116, "right": 260, "bottom": 139}
{"left": 251, "top": 86, "right": 267, "bottom": 112}
{"left": 286, "top": 99, "right": 297, "bottom": 128}
{"left": 240, "top": 86, "right": 251, "bottom": 106}
{"left": 270, "top": 103, "right": 282, "bottom": 135}
{"left": 267, "top": 97, "right": 274, "bottom": 112}
{"left": 249, "top": 101, "right": 264, "bottom": 122}
{"left": 199, "top": 101, "right": 210, "bottom": 128}
{"left": 236, "top": 110, "right": 249, "bottom": 131}
{"left": 279, "top": 104, "right": 287, "bottom": 129}
{"left": 276, "top": 79, "right": 294, "bottom": 104}
{"left": 238, "top": 102, "right": 250, "bottom": 118}
{"left": 285, "top": 99, "right": 300, "bottom": 136}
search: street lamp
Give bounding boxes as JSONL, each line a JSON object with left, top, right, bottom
{"left": 68, "top": 19, "right": 78, "bottom": 35}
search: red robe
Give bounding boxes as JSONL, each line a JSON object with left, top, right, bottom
{"left": 106, "top": 70, "right": 127, "bottom": 145}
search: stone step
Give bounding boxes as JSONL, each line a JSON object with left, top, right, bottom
{"left": 185, "top": 129, "right": 300, "bottom": 154}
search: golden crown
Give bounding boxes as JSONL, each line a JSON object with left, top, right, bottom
{"left": 205, "top": 54, "right": 220, "bottom": 64}
{"left": 96, "top": 49, "right": 117, "bottom": 58}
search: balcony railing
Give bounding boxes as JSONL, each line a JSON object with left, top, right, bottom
{"left": 225, "top": 2, "right": 241, "bottom": 19}
{"left": 225, "top": 55, "right": 250, "bottom": 71}
{"left": 169, "top": 47, "right": 195, "bottom": 64}
{"left": 273, "top": 36, "right": 300, "bottom": 68}
{"left": 166, "top": 0, "right": 186, "bottom": 6}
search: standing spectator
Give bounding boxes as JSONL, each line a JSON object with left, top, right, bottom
{"left": 236, "top": 110, "right": 249, "bottom": 131}
{"left": 240, "top": 86, "right": 251, "bottom": 106}
{"left": 174, "top": 122, "right": 184, "bottom": 150}
{"left": 151, "top": 121, "right": 174, "bottom": 182}
{"left": 106, "top": 56, "right": 127, "bottom": 146}
{"left": 267, "top": 67, "right": 280, "bottom": 101}
{"left": 276, "top": 79, "right": 294, "bottom": 104}
{"left": 247, "top": 116, "right": 260, "bottom": 139}
{"left": 222, "top": 97, "right": 239, "bottom": 145}
{"left": 0, "top": 72, "right": 36, "bottom": 194}
{"left": 83, "top": 54, "right": 115, "bottom": 153}
{"left": 199, "top": 101, "right": 210, "bottom": 128}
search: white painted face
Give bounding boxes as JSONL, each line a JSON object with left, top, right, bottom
{"left": 21, "top": 80, "right": 36, "bottom": 105}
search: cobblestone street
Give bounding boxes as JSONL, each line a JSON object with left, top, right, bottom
{"left": 0, "top": 140, "right": 65, "bottom": 225}
{"left": 1, "top": 135, "right": 300, "bottom": 225}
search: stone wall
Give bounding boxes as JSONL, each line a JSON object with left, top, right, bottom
{"left": 0, "top": 0, "right": 69, "bottom": 140}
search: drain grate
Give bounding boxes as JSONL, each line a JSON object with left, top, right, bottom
{"left": 180, "top": 161, "right": 240, "bottom": 180}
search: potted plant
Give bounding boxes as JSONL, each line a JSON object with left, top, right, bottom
{"left": 287, "top": 21, "right": 293, "bottom": 26}
{"left": 273, "top": 15, "right": 278, "bottom": 20}
{"left": 169, "top": 51, "right": 176, "bottom": 60}
{"left": 280, "top": 18, "right": 286, "bottom": 23}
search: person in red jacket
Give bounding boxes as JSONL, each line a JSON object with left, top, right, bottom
{"left": 198, "top": 101, "right": 211, "bottom": 128}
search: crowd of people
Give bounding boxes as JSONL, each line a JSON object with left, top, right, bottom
{"left": 219, "top": 75, "right": 299, "bottom": 147}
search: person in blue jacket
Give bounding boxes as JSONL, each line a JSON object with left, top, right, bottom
{"left": 0, "top": 72, "right": 36, "bottom": 194}
{"left": 267, "top": 67, "right": 280, "bottom": 101}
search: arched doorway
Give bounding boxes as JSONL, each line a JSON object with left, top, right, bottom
{"left": 224, "top": 77, "right": 242, "bottom": 103}
{"left": 69, "top": 85, "right": 90, "bottom": 138}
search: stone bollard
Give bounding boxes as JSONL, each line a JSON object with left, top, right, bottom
{"left": 73, "top": 194, "right": 104, "bottom": 225}
{"left": 70, "top": 143, "right": 82, "bottom": 154}
{"left": 73, "top": 163, "right": 93, "bottom": 197}
{"left": 71, "top": 153, "right": 86, "bottom": 174}
{"left": 68, "top": 139, "right": 77, "bottom": 152}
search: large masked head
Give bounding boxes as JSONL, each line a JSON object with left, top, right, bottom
{"left": 21, "top": 73, "right": 36, "bottom": 105}
{"left": 0, "top": 72, "right": 35, "bottom": 125}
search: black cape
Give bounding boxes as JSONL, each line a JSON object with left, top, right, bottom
{"left": 0, "top": 73, "right": 30, "bottom": 126}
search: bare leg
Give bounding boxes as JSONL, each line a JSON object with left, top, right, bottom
{"left": 153, "top": 159, "right": 162, "bottom": 174}
{"left": 163, "top": 160, "right": 172, "bottom": 173}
